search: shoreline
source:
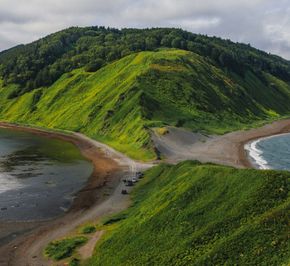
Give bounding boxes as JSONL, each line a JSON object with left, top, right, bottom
{"left": 0, "top": 122, "right": 120, "bottom": 214}
{"left": 152, "top": 119, "right": 290, "bottom": 169}
{"left": 245, "top": 132, "right": 290, "bottom": 170}
{"left": 237, "top": 119, "right": 290, "bottom": 169}
{"left": 1, "top": 119, "right": 290, "bottom": 264}
{"left": 0, "top": 122, "right": 150, "bottom": 266}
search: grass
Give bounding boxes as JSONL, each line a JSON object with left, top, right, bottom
{"left": 79, "top": 225, "right": 97, "bottom": 234}
{"left": 1, "top": 49, "right": 290, "bottom": 160}
{"left": 44, "top": 236, "right": 87, "bottom": 261}
{"left": 2, "top": 48, "right": 289, "bottom": 265}
{"left": 155, "top": 127, "right": 169, "bottom": 135}
{"left": 85, "top": 161, "right": 290, "bottom": 265}
{"left": 69, "top": 258, "right": 80, "bottom": 266}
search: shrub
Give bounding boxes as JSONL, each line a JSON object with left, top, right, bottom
{"left": 44, "top": 236, "right": 87, "bottom": 260}
{"left": 85, "top": 59, "right": 105, "bottom": 72}
{"left": 155, "top": 127, "right": 169, "bottom": 135}
{"left": 69, "top": 258, "right": 80, "bottom": 266}
{"left": 80, "top": 225, "right": 96, "bottom": 234}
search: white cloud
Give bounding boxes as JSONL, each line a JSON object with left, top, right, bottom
{"left": 169, "top": 17, "right": 221, "bottom": 32}
{"left": 0, "top": 0, "right": 289, "bottom": 59}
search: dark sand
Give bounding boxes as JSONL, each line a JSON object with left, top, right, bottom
{"left": 1, "top": 119, "right": 290, "bottom": 265}
{"left": 0, "top": 123, "right": 121, "bottom": 266}
{"left": 152, "top": 119, "right": 290, "bottom": 168}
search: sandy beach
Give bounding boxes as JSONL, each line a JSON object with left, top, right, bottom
{"left": 152, "top": 119, "right": 290, "bottom": 168}
{"left": 0, "top": 122, "right": 150, "bottom": 266}
{"left": 1, "top": 119, "right": 290, "bottom": 265}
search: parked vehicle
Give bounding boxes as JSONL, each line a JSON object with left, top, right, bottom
{"left": 136, "top": 172, "right": 144, "bottom": 178}
{"left": 126, "top": 180, "right": 134, "bottom": 187}
{"left": 121, "top": 189, "right": 128, "bottom": 195}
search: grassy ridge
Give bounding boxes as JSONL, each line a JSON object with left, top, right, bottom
{"left": 0, "top": 52, "right": 155, "bottom": 159}
{"left": 86, "top": 161, "right": 290, "bottom": 265}
{"left": 1, "top": 27, "right": 290, "bottom": 93}
{"left": 139, "top": 52, "right": 290, "bottom": 133}
{"left": 1, "top": 49, "right": 290, "bottom": 159}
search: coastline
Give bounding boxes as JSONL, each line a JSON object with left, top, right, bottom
{"left": 0, "top": 122, "right": 120, "bottom": 213}
{"left": 244, "top": 140, "right": 262, "bottom": 169}
{"left": 152, "top": 119, "right": 290, "bottom": 169}
{"left": 0, "top": 122, "right": 150, "bottom": 266}
{"left": 192, "top": 118, "right": 290, "bottom": 169}
{"left": 237, "top": 119, "right": 290, "bottom": 168}
{"left": 245, "top": 132, "right": 290, "bottom": 170}
{"left": 1, "top": 119, "right": 290, "bottom": 265}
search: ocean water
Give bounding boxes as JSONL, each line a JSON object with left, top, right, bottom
{"left": 0, "top": 128, "right": 93, "bottom": 221}
{"left": 245, "top": 133, "right": 290, "bottom": 170}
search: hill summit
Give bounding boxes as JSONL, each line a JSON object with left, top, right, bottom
{"left": 1, "top": 27, "right": 290, "bottom": 159}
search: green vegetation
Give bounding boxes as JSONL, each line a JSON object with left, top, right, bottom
{"left": 1, "top": 27, "right": 289, "bottom": 265}
{"left": 101, "top": 212, "right": 128, "bottom": 226}
{"left": 1, "top": 27, "right": 290, "bottom": 95}
{"left": 80, "top": 225, "right": 97, "bottom": 234}
{"left": 85, "top": 161, "right": 290, "bottom": 265}
{"left": 44, "top": 236, "right": 87, "bottom": 261}
{"left": 155, "top": 127, "right": 169, "bottom": 135}
{"left": 1, "top": 47, "right": 290, "bottom": 159}
{"left": 69, "top": 258, "right": 80, "bottom": 266}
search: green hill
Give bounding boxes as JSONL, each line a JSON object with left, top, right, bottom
{"left": 1, "top": 27, "right": 290, "bottom": 265}
{"left": 1, "top": 47, "right": 290, "bottom": 159}
{"left": 86, "top": 161, "right": 290, "bottom": 266}
{"left": 1, "top": 27, "right": 289, "bottom": 95}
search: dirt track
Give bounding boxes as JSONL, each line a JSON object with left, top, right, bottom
{"left": 1, "top": 119, "right": 290, "bottom": 265}
{"left": 0, "top": 123, "right": 152, "bottom": 266}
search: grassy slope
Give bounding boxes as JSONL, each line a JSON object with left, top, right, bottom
{"left": 138, "top": 53, "right": 290, "bottom": 133}
{"left": 86, "top": 161, "right": 290, "bottom": 266}
{"left": 1, "top": 49, "right": 290, "bottom": 159}
{"left": 0, "top": 52, "right": 154, "bottom": 160}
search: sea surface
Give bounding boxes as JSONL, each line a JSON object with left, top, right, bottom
{"left": 245, "top": 133, "right": 290, "bottom": 170}
{"left": 0, "top": 128, "right": 93, "bottom": 221}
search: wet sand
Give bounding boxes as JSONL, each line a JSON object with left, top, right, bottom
{"left": 0, "top": 123, "right": 124, "bottom": 266}
{"left": 1, "top": 119, "right": 290, "bottom": 265}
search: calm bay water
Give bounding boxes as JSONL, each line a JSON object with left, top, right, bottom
{"left": 245, "top": 133, "right": 290, "bottom": 170}
{"left": 0, "top": 128, "right": 93, "bottom": 221}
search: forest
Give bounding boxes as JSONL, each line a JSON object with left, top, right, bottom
{"left": 1, "top": 27, "right": 290, "bottom": 98}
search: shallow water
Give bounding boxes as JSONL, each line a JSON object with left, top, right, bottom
{"left": 0, "top": 128, "right": 93, "bottom": 221}
{"left": 245, "top": 133, "right": 290, "bottom": 170}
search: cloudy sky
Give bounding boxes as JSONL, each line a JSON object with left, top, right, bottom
{"left": 0, "top": 0, "right": 289, "bottom": 59}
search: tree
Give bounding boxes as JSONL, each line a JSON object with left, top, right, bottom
{"left": 85, "top": 59, "right": 105, "bottom": 72}
{"left": 161, "top": 36, "right": 172, "bottom": 47}
{"left": 171, "top": 37, "right": 183, "bottom": 49}
{"left": 145, "top": 37, "right": 158, "bottom": 50}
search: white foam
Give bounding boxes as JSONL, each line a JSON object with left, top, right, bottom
{"left": 0, "top": 173, "right": 24, "bottom": 194}
{"left": 244, "top": 139, "right": 271, "bottom": 169}
{"left": 245, "top": 133, "right": 290, "bottom": 170}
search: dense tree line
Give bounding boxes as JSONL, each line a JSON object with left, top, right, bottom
{"left": 0, "top": 26, "right": 290, "bottom": 97}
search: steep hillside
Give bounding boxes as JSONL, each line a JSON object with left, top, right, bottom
{"left": 1, "top": 49, "right": 290, "bottom": 159}
{"left": 86, "top": 161, "right": 290, "bottom": 265}
{"left": 0, "top": 51, "right": 154, "bottom": 159}
{"left": 1, "top": 27, "right": 290, "bottom": 96}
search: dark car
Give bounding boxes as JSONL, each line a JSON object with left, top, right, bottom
{"left": 126, "top": 180, "right": 134, "bottom": 187}
{"left": 136, "top": 172, "right": 144, "bottom": 178}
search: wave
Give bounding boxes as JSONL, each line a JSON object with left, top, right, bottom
{"left": 244, "top": 139, "right": 271, "bottom": 169}
{"left": 245, "top": 133, "right": 290, "bottom": 170}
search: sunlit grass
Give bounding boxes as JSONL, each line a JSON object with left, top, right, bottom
{"left": 44, "top": 236, "right": 87, "bottom": 261}
{"left": 1, "top": 49, "right": 290, "bottom": 160}
{"left": 85, "top": 161, "right": 290, "bottom": 265}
